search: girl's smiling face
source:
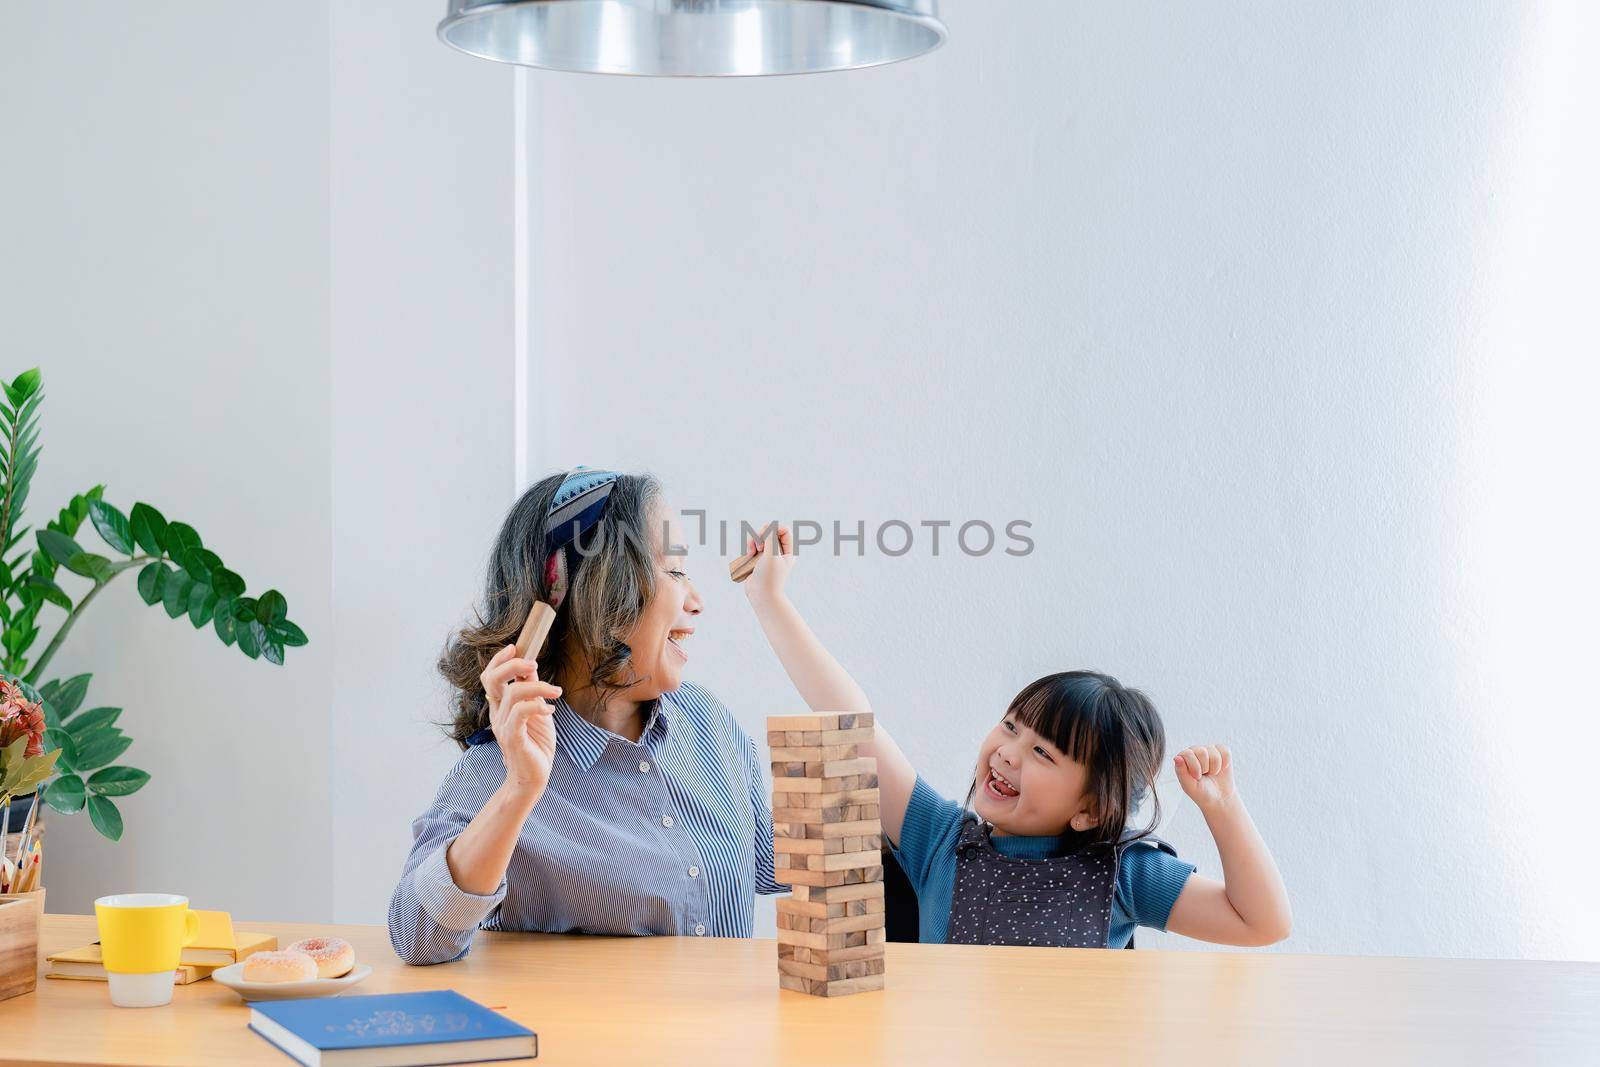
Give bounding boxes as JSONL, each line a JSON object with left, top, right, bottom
{"left": 973, "top": 715, "right": 1099, "bottom": 837}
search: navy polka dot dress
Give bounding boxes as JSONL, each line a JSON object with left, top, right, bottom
{"left": 946, "top": 819, "right": 1120, "bottom": 948}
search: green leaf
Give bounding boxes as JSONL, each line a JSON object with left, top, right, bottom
{"left": 256, "top": 590, "right": 288, "bottom": 625}
{"left": 87, "top": 499, "right": 134, "bottom": 555}
{"left": 88, "top": 794, "right": 123, "bottom": 841}
{"left": 36, "top": 528, "right": 84, "bottom": 568}
{"left": 210, "top": 567, "right": 245, "bottom": 599}
{"left": 73, "top": 731, "right": 132, "bottom": 771}
{"left": 130, "top": 503, "right": 168, "bottom": 555}
{"left": 162, "top": 570, "right": 193, "bottom": 619}
{"left": 46, "top": 673, "right": 91, "bottom": 717}
{"left": 165, "top": 521, "right": 201, "bottom": 557}
{"left": 188, "top": 585, "right": 216, "bottom": 628}
{"left": 43, "top": 727, "right": 78, "bottom": 769}
{"left": 136, "top": 562, "right": 168, "bottom": 605}
{"left": 87, "top": 765, "right": 150, "bottom": 797}
{"left": 262, "top": 637, "right": 284, "bottom": 666}
{"left": 213, "top": 610, "right": 236, "bottom": 647}
{"left": 43, "top": 773, "right": 86, "bottom": 814}
{"left": 65, "top": 551, "right": 114, "bottom": 582}
{"left": 180, "top": 547, "right": 213, "bottom": 583}
{"left": 67, "top": 706, "right": 121, "bottom": 735}
{"left": 8, "top": 369, "right": 41, "bottom": 403}
{"left": 235, "top": 618, "right": 262, "bottom": 659}
{"left": 23, "top": 574, "right": 72, "bottom": 611}
{"left": 269, "top": 619, "right": 308, "bottom": 647}
{"left": 231, "top": 597, "right": 257, "bottom": 622}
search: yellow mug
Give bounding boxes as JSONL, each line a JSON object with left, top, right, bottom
{"left": 94, "top": 893, "right": 199, "bottom": 1008}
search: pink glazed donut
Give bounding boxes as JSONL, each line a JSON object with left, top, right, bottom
{"left": 286, "top": 936, "right": 356, "bottom": 979}
{"left": 241, "top": 949, "right": 318, "bottom": 983}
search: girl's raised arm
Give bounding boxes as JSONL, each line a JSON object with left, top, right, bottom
{"left": 1163, "top": 745, "right": 1292, "bottom": 947}
{"left": 741, "top": 525, "right": 917, "bottom": 844}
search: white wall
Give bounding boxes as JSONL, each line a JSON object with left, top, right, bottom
{"left": 328, "top": 0, "right": 516, "bottom": 924}
{"left": 520, "top": 0, "right": 1600, "bottom": 959}
{"left": 1, "top": 0, "right": 515, "bottom": 926}
{"left": 0, "top": 4, "right": 335, "bottom": 920}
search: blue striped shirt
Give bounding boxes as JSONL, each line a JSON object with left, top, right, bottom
{"left": 388, "top": 681, "right": 784, "bottom": 965}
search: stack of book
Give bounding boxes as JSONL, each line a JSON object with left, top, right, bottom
{"left": 46, "top": 910, "right": 274, "bottom": 985}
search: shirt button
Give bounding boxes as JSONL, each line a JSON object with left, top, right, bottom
{"left": 661, "top": 815, "right": 674, "bottom": 828}
{"left": 638, "top": 760, "right": 651, "bottom": 773}
{"left": 694, "top": 924, "right": 706, "bottom": 936}
{"left": 688, "top": 866, "right": 700, "bottom": 878}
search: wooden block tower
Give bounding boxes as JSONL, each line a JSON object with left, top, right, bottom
{"left": 767, "top": 712, "right": 886, "bottom": 997}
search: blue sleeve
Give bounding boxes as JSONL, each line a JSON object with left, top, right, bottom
{"left": 890, "top": 775, "right": 967, "bottom": 896}
{"left": 1114, "top": 842, "right": 1197, "bottom": 931}
{"left": 743, "top": 732, "right": 786, "bottom": 895}
{"left": 387, "top": 747, "right": 508, "bottom": 965}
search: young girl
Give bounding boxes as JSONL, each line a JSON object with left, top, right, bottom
{"left": 742, "top": 527, "right": 1291, "bottom": 950}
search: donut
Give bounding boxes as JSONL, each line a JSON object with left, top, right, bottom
{"left": 241, "top": 949, "right": 318, "bottom": 984}
{"left": 286, "top": 936, "right": 356, "bottom": 979}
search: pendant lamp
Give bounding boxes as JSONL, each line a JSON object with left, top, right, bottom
{"left": 438, "top": 0, "right": 946, "bottom": 77}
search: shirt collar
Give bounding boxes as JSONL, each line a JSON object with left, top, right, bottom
{"left": 554, "top": 691, "right": 678, "bottom": 772}
{"left": 989, "top": 831, "right": 1076, "bottom": 860}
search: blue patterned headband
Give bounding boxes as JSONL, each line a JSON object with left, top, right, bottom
{"left": 543, "top": 467, "right": 620, "bottom": 609}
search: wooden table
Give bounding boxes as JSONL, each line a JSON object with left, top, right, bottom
{"left": 3, "top": 915, "right": 1597, "bottom": 1066}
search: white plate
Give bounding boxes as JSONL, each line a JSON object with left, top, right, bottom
{"left": 211, "top": 961, "right": 373, "bottom": 1002}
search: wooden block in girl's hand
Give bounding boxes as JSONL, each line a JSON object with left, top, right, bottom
{"left": 729, "top": 552, "right": 758, "bottom": 583}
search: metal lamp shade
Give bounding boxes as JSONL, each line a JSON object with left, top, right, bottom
{"left": 437, "top": 0, "right": 946, "bottom": 76}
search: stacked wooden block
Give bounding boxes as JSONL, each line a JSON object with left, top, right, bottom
{"left": 768, "top": 712, "right": 886, "bottom": 997}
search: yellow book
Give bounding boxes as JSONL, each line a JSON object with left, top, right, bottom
{"left": 46, "top": 959, "right": 213, "bottom": 984}
{"left": 44, "top": 929, "right": 278, "bottom": 978}
{"left": 219, "top": 929, "right": 278, "bottom": 965}
{"left": 188, "top": 909, "right": 236, "bottom": 961}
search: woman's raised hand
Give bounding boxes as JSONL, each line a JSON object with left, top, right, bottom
{"left": 482, "top": 644, "right": 562, "bottom": 796}
{"left": 743, "top": 523, "right": 796, "bottom": 605}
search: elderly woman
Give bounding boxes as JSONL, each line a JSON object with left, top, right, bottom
{"left": 388, "top": 469, "right": 784, "bottom": 965}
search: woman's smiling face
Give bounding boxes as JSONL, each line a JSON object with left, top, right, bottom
{"left": 615, "top": 502, "right": 702, "bottom": 700}
{"left": 972, "top": 715, "right": 1098, "bottom": 837}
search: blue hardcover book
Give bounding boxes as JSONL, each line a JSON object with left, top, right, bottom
{"left": 249, "top": 990, "right": 537, "bottom": 1067}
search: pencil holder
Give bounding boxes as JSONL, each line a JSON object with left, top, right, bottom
{"left": 0, "top": 893, "right": 42, "bottom": 1002}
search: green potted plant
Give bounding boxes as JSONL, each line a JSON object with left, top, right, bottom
{"left": 0, "top": 367, "right": 307, "bottom": 840}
